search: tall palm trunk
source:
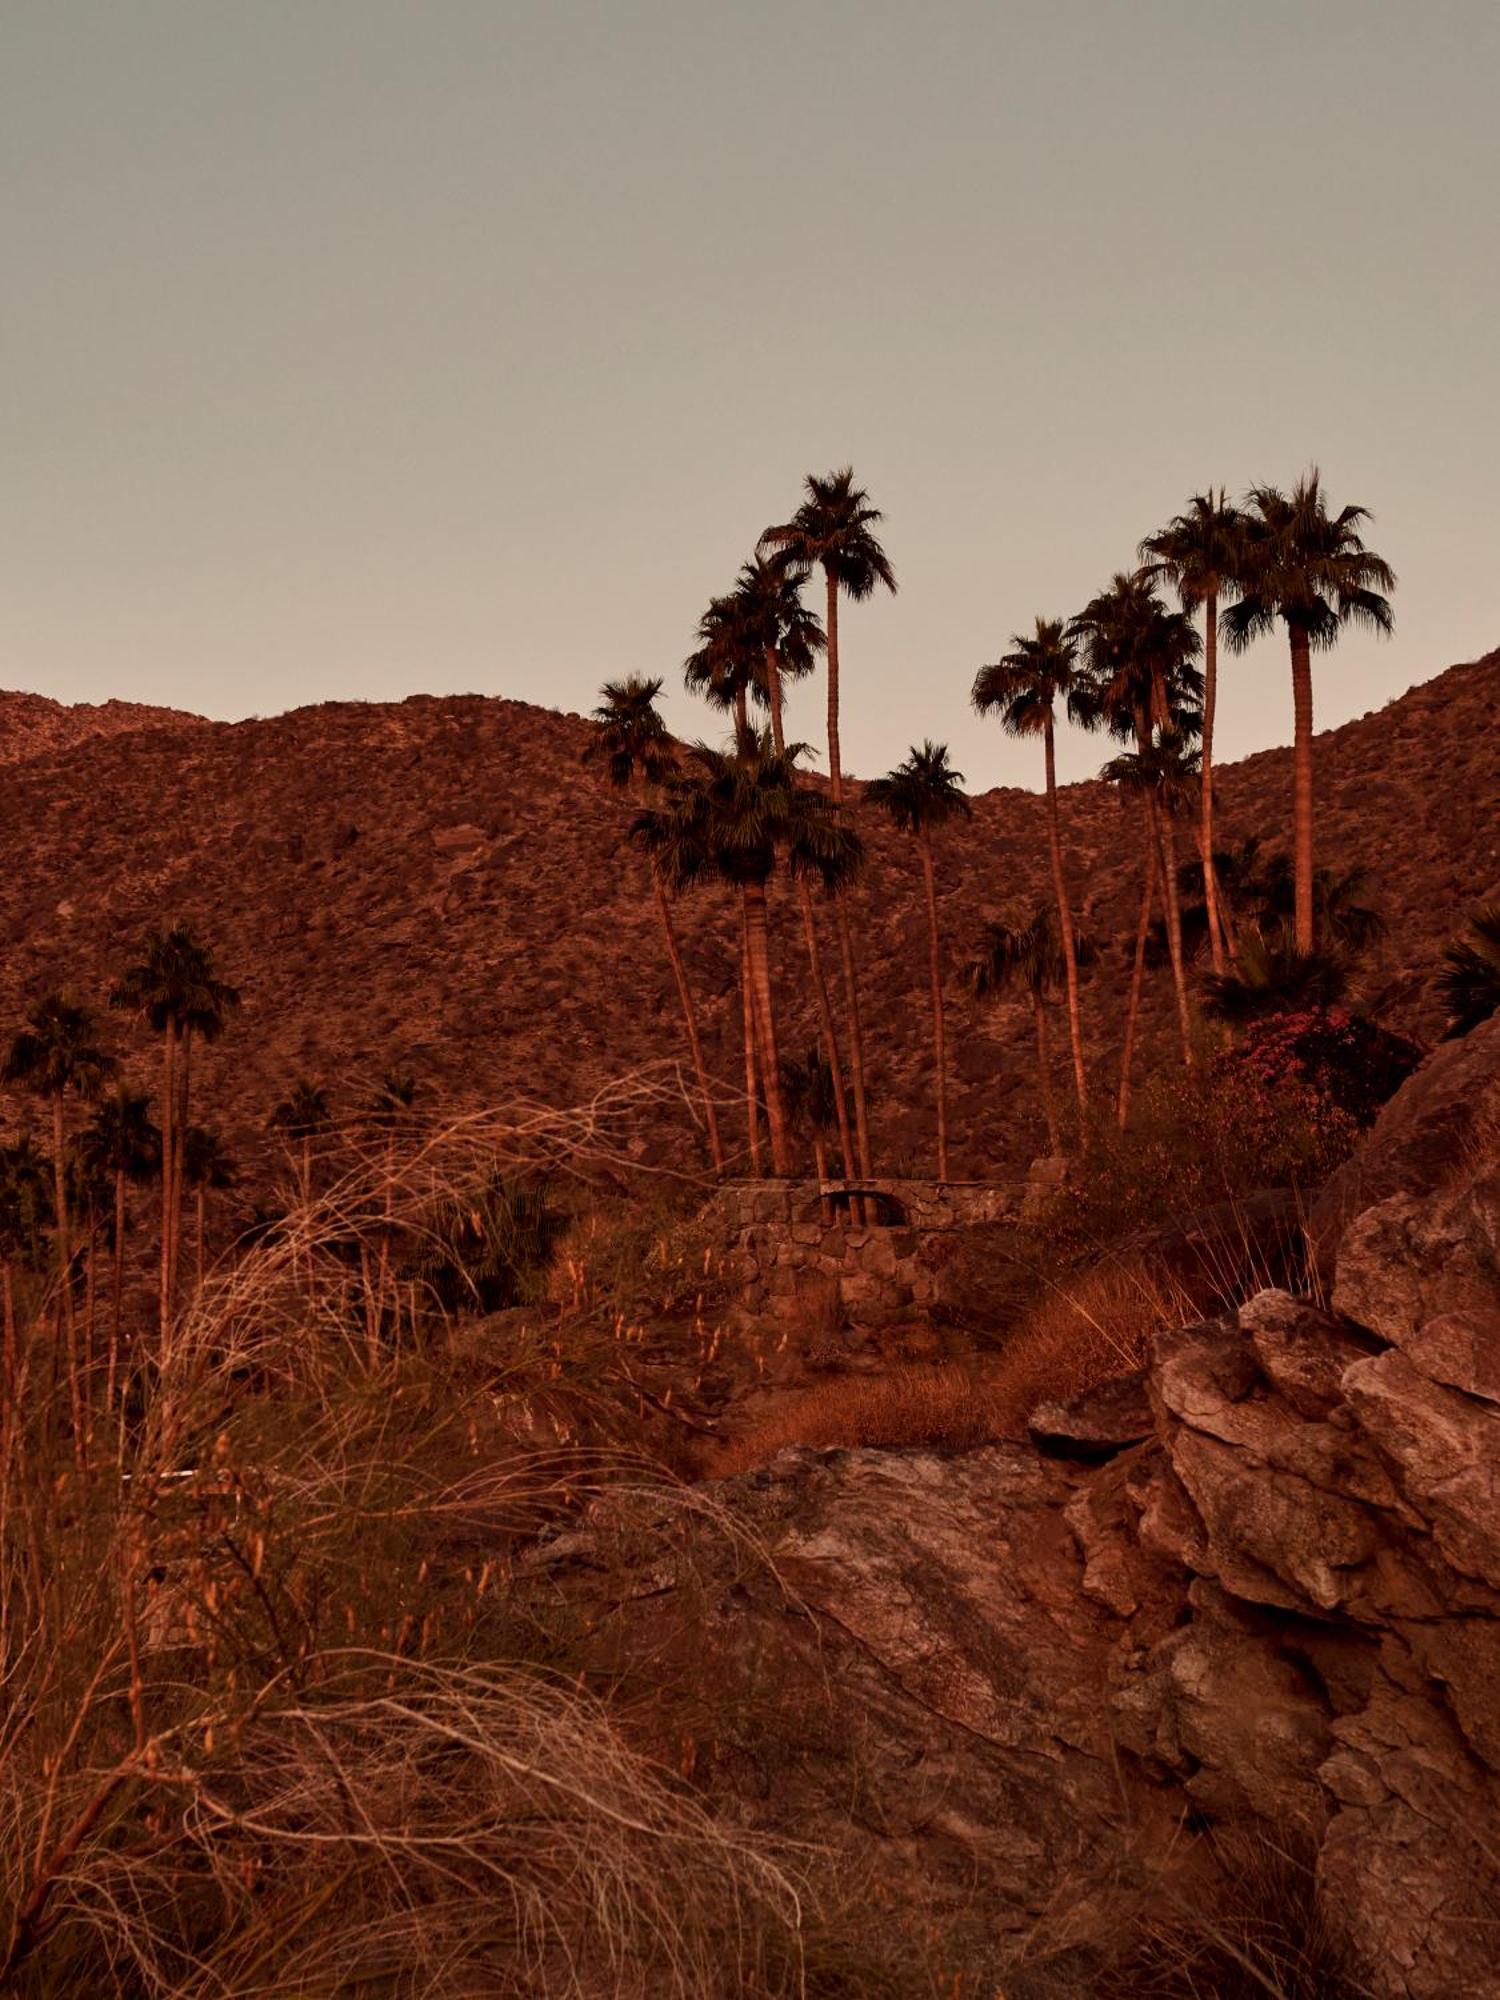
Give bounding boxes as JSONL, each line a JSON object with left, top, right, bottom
{"left": 1142, "top": 692, "right": 1192, "bottom": 1067}
{"left": 50, "top": 1090, "right": 81, "bottom": 1456}
{"left": 821, "top": 567, "right": 874, "bottom": 1179}
{"left": 1199, "top": 590, "right": 1228, "bottom": 973}
{"left": 1043, "top": 715, "right": 1088, "bottom": 1116}
{"left": 1117, "top": 834, "right": 1158, "bottom": 1129}
{"left": 764, "top": 643, "right": 856, "bottom": 1182}
{"left": 196, "top": 1189, "right": 206, "bottom": 1290}
{"left": 1151, "top": 793, "right": 1194, "bottom": 1066}
{"left": 763, "top": 646, "right": 785, "bottom": 753}
{"left": 917, "top": 829, "right": 951, "bottom": 1179}
{"left": 1031, "top": 991, "right": 1061, "bottom": 1155}
{"left": 158, "top": 1017, "right": 177, "bottom": 1343}
{"left": 741, "top": 880, "right": 791, "bottom": 1175}
{"left": 652, "top": 871, "right": 725, "bottom": 1176}
{"left": 1288, "top": 625, "right": 1316, "bottom": 952}
{"left": 823, "top": 572, "right": 843, "bottom": 806}
{"left": 171, "top": 1028, "right": 193, "bottom": 1303}
{"left": 108, "top": 1167, "right": 126, "bottom": 1412}
{"left": 738, "top": 900, "right": 762, "bottom": 1175}
{"left": 793, "top": 892, "right": 857, "bottom": 1183}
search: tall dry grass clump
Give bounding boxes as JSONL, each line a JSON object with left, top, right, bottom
{"left": 0, "top": 1091, "right": 807, "bottom": 1999}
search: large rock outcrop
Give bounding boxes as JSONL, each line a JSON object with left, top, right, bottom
{"left": 537, "top": 1020, "right": 1500, "bottom": 1991}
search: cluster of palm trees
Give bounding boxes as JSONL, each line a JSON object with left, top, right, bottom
{"left": 0, "top": 928, "right": 241, "bottom": 1446}
{"left": 588, "top": 464, "right": 1410, "bottom": 1182}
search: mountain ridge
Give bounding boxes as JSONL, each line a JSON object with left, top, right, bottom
{"left": 0, "top": 650, "right": 1495, "bottom": 1180}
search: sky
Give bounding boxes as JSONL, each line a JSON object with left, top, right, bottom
{"left": 4, "top": 0, "right": 1498, "bottom": 790}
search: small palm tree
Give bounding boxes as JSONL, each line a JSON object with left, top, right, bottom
{"left": 111, "top": 925, "right": 241, "bottom": 1333}
{"left": 180, "top": 1124, "right": 236, "bottom": 1288}
{"left": 866, "top": 743, "right": 972, "bottom": 1178}
{"left": 641, "top": 733, "right": 863, "bottom": 1175}
{"left": 4, "top": 994, "right": 116, "bottom": 1443}
{"left": 760, "top": 469, "right": 896, "bottom": 1183}
{"left": 966, "top": 908, "right": 1092, "bottom": 1157}
{"left": 588, "top": 676, "right": 726, "bottom": 1176}
{"left": 973, "top": 618, "right": 1090, "bottom": 1117}
{"left": 412, "top": 1169, "right": 565, "bottom": 1317}
{"left": 1201, "top": 931, "right": 1349, "bottom": 1023}
{"left": 1223, "top": 471, "right": 1395, "bottom": 951}
{"left": 270, "top": 1078, "right": 332, "bottom": 1203}
{"left": 1438, "top": 907, "right": 1500, "bottom": 1039}
{"left": 1139, "top": 490, "right": 1244, "bottom": 971}
{"left": 582, "top": 675, "right": 677, "bottom": 791}
{"left": 684, "top": 593, "right": 760, "bottom": 734}
{"left": 77, "top": 1085, "right": 161, "bottom": 1403}
{"left": 729, "top": 553, "right": 824, "bottom": 754}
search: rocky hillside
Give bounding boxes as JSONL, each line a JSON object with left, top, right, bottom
{"left": 0, "top": 650, "right": 1494, "bottom": 1176}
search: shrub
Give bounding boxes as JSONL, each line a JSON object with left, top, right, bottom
{"left": 1061, "top": 1064, "right": 1357, "bottom": 1253}
{"left": 1222, "top": 1006, "right": 1423, "bottom": 1127}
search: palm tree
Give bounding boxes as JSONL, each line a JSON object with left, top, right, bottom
{"left": 724, "top": 557, "right": 857, "bottom": 1183}
{"left": 972, "top": 618, "right": 1090, "bottom": 1118}
{"left": 4, "top": 994, "right": 116, "bottom": 1444}
{"left": 1438, "top": 907, "right": 1500, "bottom": 1039}
{"left": 77, "top": 1085, "right": 160, "bottom": 1406}
{"left": 728, "top": 553, "right": 824, "bottom": 756}
{"left": 582, "top": 674, "right": 677, "bottom": 791}
{"left": 643, "top": 733, "right": 863, "bottom": 1176}
{"left": 270, "top": 1078, "right": 332, "bottom": 1204}
{"left": 780, "top": 1048, "right": 839, "bottom": 1186}
{"left": 587, "top": 676, "right": 726, "bottom": 1174}
{"left": 1259, "top": 855, "right": 1386, "bottom": 958}
{"left": 111, "top": 925, "right": 241, "bottom": 1334}
{"left": 866, "top": 743, "right": 972, "bottom": 1178}
{"left": 760, "top": 469, "right": 897, "bottom": 1181}
{"left": 1100, "top": 729, "right": 1202, "bottom": 1118}
{"left": 0, "top": 1137, "right": 53, "bottom": 1421}
{"left": 1072, "top": 576, "right": 1204, "bottom": 1071}
{"left": 1139, "top": 490, "right": 1244, "bottom": 972}
{"left": 684, "top": 594, "right": 760, "bottom": 735}
{"left": 1201, "top": 930, "right": 1349, "bottom": 1023}
{"left": 966, "top": 908, "right": 1091, "bottom": 1157}
{"left": 1222, "top": 471, "right": 1395, "bottom": 951}
{"left": 179, "top": 1125, "right": 236, "bottom": 1289}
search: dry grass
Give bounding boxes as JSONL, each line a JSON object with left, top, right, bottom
{"left": 0, "top": 1095, "right": 811, "bottom": 2000}
{"left": 711, "top": 1257, "right": 1194, "bottom": 1475}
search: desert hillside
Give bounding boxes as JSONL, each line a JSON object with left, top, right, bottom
{"left": 0, "top": 650, "right": 1495, "bottom": 1177}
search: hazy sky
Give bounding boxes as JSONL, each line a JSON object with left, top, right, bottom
{"left": 4, "top": 1, "right": 1497, "bottom": 788}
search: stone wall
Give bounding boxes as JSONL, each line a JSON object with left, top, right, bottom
{"left": 710, "top": 1177, "right": 1029, "bottom": 1332}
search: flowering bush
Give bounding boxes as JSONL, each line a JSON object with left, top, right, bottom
{"left": 1220, "top": 1008, "right": 1424, "bottom": 1128}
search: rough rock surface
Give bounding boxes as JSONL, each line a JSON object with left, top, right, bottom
{"left": 591, "top": 1025, "right": 1500, "bottom": 1994}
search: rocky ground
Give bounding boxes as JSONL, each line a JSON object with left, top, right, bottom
{"left": 534, "top": 1014, "right": 1500, "bottom": 1995}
